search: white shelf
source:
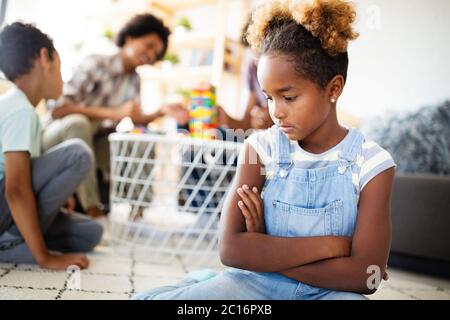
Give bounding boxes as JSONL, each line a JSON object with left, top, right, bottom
{"left": 169, "top": 32, "right": 216, "bottom": 51}
{"left": 144, "top": 0, "right": 246, "bottom": 115}
{"left": 138, "top": 65, "right": 214, "bottom": 82}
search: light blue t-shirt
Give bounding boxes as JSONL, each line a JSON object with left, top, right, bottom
{"left": 0, "top": 86, "right": 41, "bottom": 181}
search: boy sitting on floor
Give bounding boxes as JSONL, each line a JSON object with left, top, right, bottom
{"left": 0, "top": 22, "right": 103, "bottom": 270}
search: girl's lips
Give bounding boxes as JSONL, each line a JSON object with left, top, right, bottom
{"left": 280, "top": 125, "right": 296, "bottom": 133}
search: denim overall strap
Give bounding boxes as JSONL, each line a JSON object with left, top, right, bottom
{"left": 276, "top": 128, "right": 292, "bottom": 165}
{"left": 339, "top": 129, "right": 364, "bottom": 162}
{"left": 274, "top": 128, "right": 294, "bottom": 179}
{"left": 336, "top": 129, "right": 365, "bottom": 197}
{"left": 337, "top": 129, "right": 365, "bottom": 171}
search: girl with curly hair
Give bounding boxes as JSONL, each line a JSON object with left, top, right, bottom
{"left": 135, "top": 0, "right": 396, "bottom": 300}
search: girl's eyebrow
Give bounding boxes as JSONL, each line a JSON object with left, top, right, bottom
{"left": 276, "top": 86, "right": 295, "bottom": 93}
{"left": 262, "top": 86, "right": 296, "bottom": 94}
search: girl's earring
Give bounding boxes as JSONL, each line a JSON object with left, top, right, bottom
{"left": 331, "top": 98, "right": 336, "bottom": 103}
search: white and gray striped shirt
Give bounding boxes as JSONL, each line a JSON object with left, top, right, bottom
{"left": 247, "top": 127, "right": 396, "bottom": 192}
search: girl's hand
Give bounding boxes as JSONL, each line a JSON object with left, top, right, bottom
{"left": 329, "top": 236, "right": 352, "bottom": 258}
{"left": 237, "top": 185, "right": 265, "bottom": 233}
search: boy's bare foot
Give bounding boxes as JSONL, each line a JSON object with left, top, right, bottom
{"left": 86, "top": 206, "right": 106, "bottom": 219}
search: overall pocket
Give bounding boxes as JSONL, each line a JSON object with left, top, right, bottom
{"left": 272, "top": 199, "right": 344, "bottom": 237}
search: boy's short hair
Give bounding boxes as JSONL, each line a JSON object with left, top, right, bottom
{"left": 0, "top": 22, "right": 56, "bottom": 82}
{"left": 115, "top": 13, "right": 170, "bottom": 61}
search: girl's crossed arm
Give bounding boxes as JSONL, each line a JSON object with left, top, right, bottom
{"left": 279, "top": 167, "right": 395, "bottom": 294}
{"left": 218, "top": 142, "right": 351, "bottom": 272}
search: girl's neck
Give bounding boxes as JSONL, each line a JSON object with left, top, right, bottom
{"left": 14, "top": 75, "right": 43, "bottom": 107}
{"left": 299, "top": 117, "right": 348, "bottom": 155}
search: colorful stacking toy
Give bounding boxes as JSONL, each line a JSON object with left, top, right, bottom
{"left": 189, "top": 84, "right": 217, "bottom": 139}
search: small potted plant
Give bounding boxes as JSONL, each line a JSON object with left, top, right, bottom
{"left": 173, "top": 17, "right": 192, "bottom": 35}
{"left": 162, "top": 52, "right": 180, "bottom": 69}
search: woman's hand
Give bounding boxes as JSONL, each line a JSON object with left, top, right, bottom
{"left": 161, "top": 102, "right": 190, "bottom": 125}
{"left": 250, "top": 106, "right": 273, "bottom": 129}
{"left": 217, "top": 106, "right": 232, "bottom": 128}
{"left": 118, "top": 100, "right": 141, "bottom": 122}
{"left": 237, "top": 185, "right": 265, "bottom": 233}
{"left": 51, "top": 104, "right": 80, "bottom": 119}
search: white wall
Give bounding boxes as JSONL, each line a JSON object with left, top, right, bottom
{"left": 251, "top": 0, "right": 450, "bottom": 117}
{"left": 345, "top": 0, "right": 450, "bottom": 117}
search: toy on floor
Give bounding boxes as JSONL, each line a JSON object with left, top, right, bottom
{"left": 189, "top": 84, "right": 217, "bottom": 140}
{"left": 130, "top": 126, "right": 151, "bottom": 134}
{"left": 115, "top": 116, "right": 166, "bottom": 135}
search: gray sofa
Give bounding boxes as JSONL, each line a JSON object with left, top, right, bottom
{"left": 389, "top": 174, "right": 450, "bottom": 278}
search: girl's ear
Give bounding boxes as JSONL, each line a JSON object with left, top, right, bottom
{"left": 327, "top": 75, "right": 345, "bottom": 103}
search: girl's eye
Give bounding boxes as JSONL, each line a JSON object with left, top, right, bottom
{"left": 284, "top": 96, "right": 297, "bottom": 102}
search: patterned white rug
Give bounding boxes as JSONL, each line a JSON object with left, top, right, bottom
{"left": 1, "top": 219, "right": 449, "bottom": 300}
{"left": 0, "top": 245, "right": 193, "bottom": 300}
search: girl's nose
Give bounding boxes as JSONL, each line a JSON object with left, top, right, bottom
{"left": 272, "top": 103, "right": 286, "bottom": 120}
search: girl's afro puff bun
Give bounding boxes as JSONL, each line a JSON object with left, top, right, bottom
{"left": 247, "top": 0, "right": 359, "bottom": 56}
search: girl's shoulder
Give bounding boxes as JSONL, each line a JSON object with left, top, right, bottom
{"left": 245, "top": 125, "right": 279, "bottom": 165}
{"left": 358, "top": 133, "right": 397, "bottom": 191}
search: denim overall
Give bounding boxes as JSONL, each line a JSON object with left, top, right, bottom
{"left": 135, "top": 127, "right": 367, "bottom": 300}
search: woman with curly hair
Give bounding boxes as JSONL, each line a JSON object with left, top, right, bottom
{"left": 135, "top": 0, "right": 395, "bottom": 300}
{"left": 41, "top": 14, "right": 189, "bottom": 218}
